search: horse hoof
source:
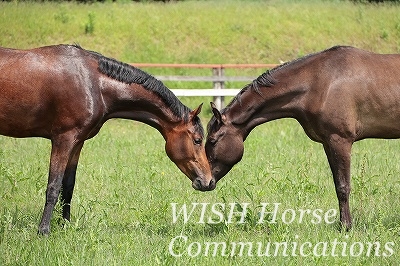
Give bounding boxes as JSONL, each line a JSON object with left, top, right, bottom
{"left": 37, "top": 227, "right": 50, "bottom": 236}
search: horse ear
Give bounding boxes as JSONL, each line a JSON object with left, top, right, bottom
{"left": 210, "top": 102, "right": 225, "bottom": 124}
{"left": 189, "top": 103, "right": 203, "bottom": 121}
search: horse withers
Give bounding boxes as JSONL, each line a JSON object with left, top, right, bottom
{"left": 0, "top": 44, "right": 214, "bottom": 235}
{"left": 206, "top": 46, "right": 400, "bottom": 230}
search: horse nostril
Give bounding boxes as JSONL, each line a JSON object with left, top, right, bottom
{"left": 192, "top": 178, "right": 202, "bottom": 190}
{"left": 208, "top": 178, "right": 216, "bottom": 190}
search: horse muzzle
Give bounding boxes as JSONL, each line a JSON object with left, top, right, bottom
{"left": 192, "top": 177, "right": 216, "bottom": 191}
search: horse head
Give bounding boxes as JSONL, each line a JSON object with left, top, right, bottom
{"left": 165, "top": 104, "right": 216, "bottom": 191}
{"left": 205, "top": 102, "right": 244, "bottom": 182}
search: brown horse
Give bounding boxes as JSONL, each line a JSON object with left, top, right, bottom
{"left": 206, "top": 46, "right": 400, "bottom": 230}
{"left": 0, "top": 44, "right": 214, "bottom": 235}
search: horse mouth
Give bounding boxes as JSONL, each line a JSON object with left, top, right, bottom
{"left": 192, "top": 177, "right": 216, "bottom": 191}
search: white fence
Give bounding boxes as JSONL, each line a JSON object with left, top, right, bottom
{"left": 131, "top": 63, "right": 278, "bottom": 109}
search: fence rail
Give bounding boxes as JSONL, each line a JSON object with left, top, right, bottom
{"left": 130, "top": 63, "right": 278, "bottom": 109}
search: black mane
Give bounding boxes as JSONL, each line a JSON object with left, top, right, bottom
{"left": 73, "top": 44, "right": 192, "bottom": 122}
{"left": 98, "top": 57, "right": 191, "bottom": 120}
{"left": 252, "top": 45, "right": 348, "bottom": 91}
{"left": 225, "top": 46, "right": 348, "bottom": 110}
{"left": 223, "top": 60, "right": 293, "bottom": 110}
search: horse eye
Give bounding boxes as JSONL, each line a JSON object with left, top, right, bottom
{"left": 193, "top": 138, "right": 202, "bottom": 145}
{"left": 208, "top": 138, "right": 217, "bottom": 145}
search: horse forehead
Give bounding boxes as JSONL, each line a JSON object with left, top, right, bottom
{"left": 210, "top": 124, "right": 219, "bottom": 134}
{"left": 174, "top": 122, "right": 197, "bottom": 135}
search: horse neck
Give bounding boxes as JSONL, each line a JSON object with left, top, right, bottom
{"left": 103, "top": 82, "right": 183, "bottom": 139}
{"left": 226, "top": 75, "right": 306, "bottom": 139}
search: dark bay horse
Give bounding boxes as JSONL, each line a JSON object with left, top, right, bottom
{"left": 206, "top": 46, "right": 400, "bottom": 230}
{"left": 0, "top": 44, "right": 214, "bottom": 235}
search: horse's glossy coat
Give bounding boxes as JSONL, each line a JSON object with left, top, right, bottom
{"left": 0, "top": 44, "right": 214, "bottom": 235}
{"left": 206, "top": 46, "right": 400, "bottom": 229}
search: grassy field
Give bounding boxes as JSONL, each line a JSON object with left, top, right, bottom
{"left": 1, "top": 0, "right": 400, "bottom": 89}
{"left": 1, "top": 0, "right": 400, "bottom": 61}
{"left": 1, "top": 0, "right": 400, "bottom": 265}
{"left": 1, "top": 117, "right": 400, "bottom": 265}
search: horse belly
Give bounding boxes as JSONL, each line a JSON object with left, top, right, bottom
{"left": 0, "top": 80, "right": 54, "bottom": 138}
{"left": 359, "top": 115, "right": 400, "bottom": 139}
{"left": 360, "top": 89, "right": 400, "bottom": 139}
{"left": 0, "top": 103, "right": 53, "bottom": 138}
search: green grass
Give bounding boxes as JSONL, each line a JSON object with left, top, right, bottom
{"left": 1, "top": 118, "right": 399, "bottom": 265}
{"left": 2, "top": 0, "right": 400, "bottom": 90}
{"left": 1, "top": 0, "right": 400, "bottom": 61}
{"left": 1, "top": 0, "right": 400, "bottom": 265}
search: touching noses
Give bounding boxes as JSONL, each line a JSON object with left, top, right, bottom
{"left": 192, "top": 177, "right": 216, "bottom": 191}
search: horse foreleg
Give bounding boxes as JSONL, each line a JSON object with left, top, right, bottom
{"left": 61, "top": 142, "right": 84, "bottom": 222}
{"left": 38, "top": 134, "right": 78, "bottom": 235}
{"left": 323, "top": 135, "right": 353, "bottom": 230}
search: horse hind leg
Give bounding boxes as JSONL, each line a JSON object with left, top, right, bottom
{"left": 38, "top": 134, "right": 80, "bottom": 235}
{"left": 61, "top": 142, "right": 84, "bottom": 222}
{"left": 323, "top": 135, "right": 353, "bottom": 231}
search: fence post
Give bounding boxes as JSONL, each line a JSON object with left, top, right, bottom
{"left": 212, "top": 66, "right": 225, "bottom": 110}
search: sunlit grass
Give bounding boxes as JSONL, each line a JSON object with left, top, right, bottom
{"left": 1, "top": 118, "right": 399, "bottom": 265}
{"left": 1, "top": 0, "right": 400, "bottom": 62}
{"left": 2, "top": 1, "right": 400, "bottom": 92}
